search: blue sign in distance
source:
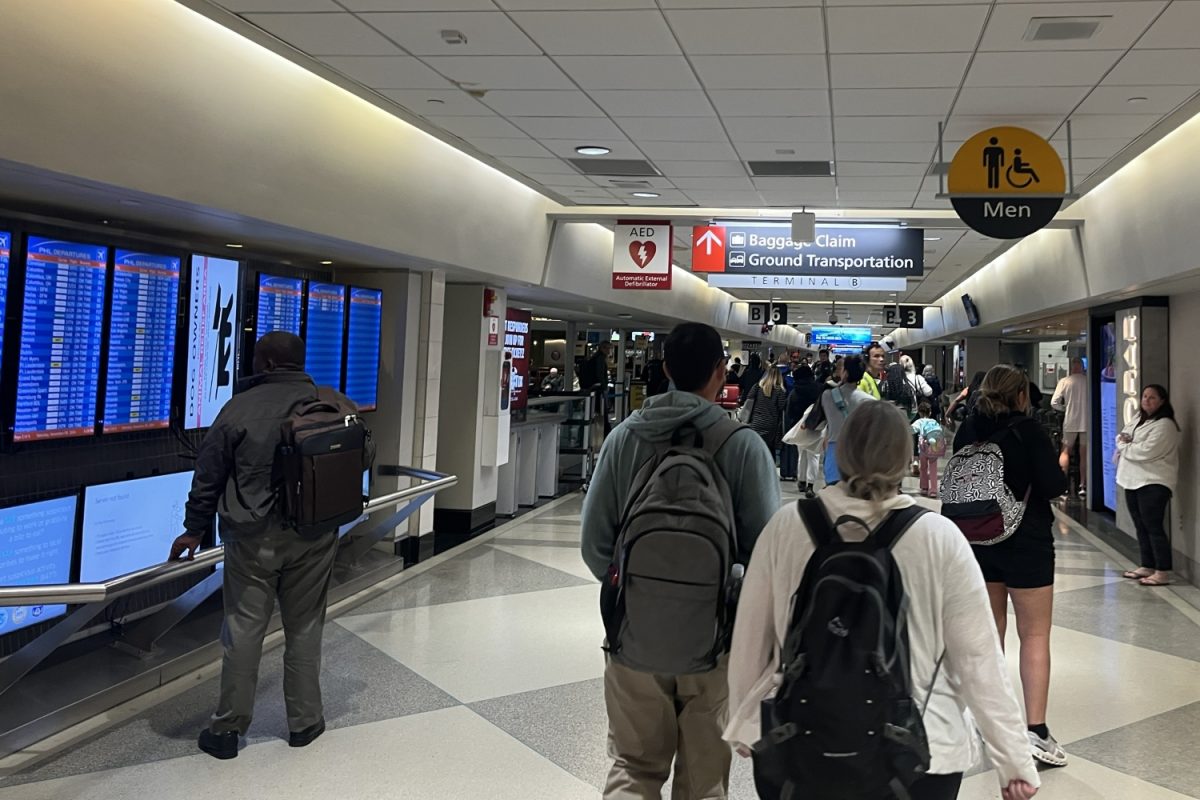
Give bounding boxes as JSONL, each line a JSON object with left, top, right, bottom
{"left": 104, "top": 251, "right": 181, "bottom": 433}
{"left": 808, "top": 326, "right": 874, "bottom": 350}
{"left": 344, "top": 287, "right": 382, "bottom": 411}
{"left": 719, "top": 224, "right": 924, "bottom": 277}
{"left": 304, "top": 283, "right": 346, "bottom": 390}
{"left": 0, "top": 495, "right": 76, "bottom": 636}
{"left": 15, "top": 237, "right": 108, "bottom": 442}
{"left": 256, "top": 274, "right": 303, "bottom": 340}
{"left": 0, "top": 232, "right": 10, "bottom": 384}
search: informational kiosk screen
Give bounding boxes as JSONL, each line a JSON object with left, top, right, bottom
{"left": 14, "top": 237, "right": 107, "bottom": 442}
{"left": 344, "top": 287, "right": 382, "bottom": 411}
{"left": 184, "top": 255, "right": 240, "bottom": 430}
{"left": 0, "top": 232, "right": 10, "bottom": 383}
{"left": 256, "top": 274, "right": 303, "bottom": 340}
{"left": 0, "top": 495, "right": 76, "bottom": 636}
{"left": 808, "top": 326, "right": 873, "bottom": 353}
{"left": 80, "top": 471, "right": 194, "bottom": 583}
{"left": 103, "top": 251, "right": 181, "bottom": 433}
{"left": 304, "top": 282, "right": 346, "bottom": 390}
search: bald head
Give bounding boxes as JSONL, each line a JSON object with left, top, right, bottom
{"left": 254, "top": 331, "right": 306, "bottom": 374}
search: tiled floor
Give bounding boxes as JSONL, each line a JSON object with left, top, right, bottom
{"left": 2, "top": 475, "right": 1198, "bottom": 799}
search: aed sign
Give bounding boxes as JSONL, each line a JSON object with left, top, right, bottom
{"left": 748, "top": 303, "right": 788, "bottom": 325}
{"left": 948, "top": 126, "right": 1065, "bottom": 240}
{"left": 884, "top": 305, "right": 924, "bottom": 329}
{"left": 612, "top": 220, "right": 672, "bottom": 290}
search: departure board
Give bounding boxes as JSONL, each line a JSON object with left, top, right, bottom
{"left": 14, "top": 237, "right": 107, "bottom": 442}
{"left": 256, "top": 274, "right": 303, "bottom": 340}
{"left": 304, "top": 282, "right": 345, "bottom": 389}
{"left": 103, "top": 251, "right": 181, "bottom": 433}
{"left": 344, "top": 287, "right": 382, "bottom": 411}
{"left": 0, "top": 232, "right": 10, "bottom": 382}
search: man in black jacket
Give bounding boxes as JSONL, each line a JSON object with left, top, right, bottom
{"left": 171, "top": 331, "right": 371, "bottom": 760}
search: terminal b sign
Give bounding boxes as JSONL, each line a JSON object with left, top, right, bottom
{"left": 948, "top": 126, "right": 1066, "bottom": 240}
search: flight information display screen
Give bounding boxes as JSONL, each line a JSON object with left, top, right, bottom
{"left": 0, "top": 495, "right": 76, "bottom": 636}
{"left": 80, "top": 471, "right": 194, "bottom": 583}
{"left": 0, "top": 232, "right": 10, "bottom": 383}
{"left": 14, "top": 237, "right": 107, "bottom": 442}
{"left": 256, "top": 274, "right": 303, "bottom": 339}
{"left": 304, "top": 282, "right": 345, "bottom": 389}
{"left": 344, "top": 287, "right": 382, "bottom": 411}
{"left": 103, "top": 251, "right": 181, "bottom": 433}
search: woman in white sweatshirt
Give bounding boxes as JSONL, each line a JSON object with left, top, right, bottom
{"left": 725, "top": 401, "right": 1039, "bottom": 800}
{"left": 1117, "top": 384, "right": 1181, "bottom": 587}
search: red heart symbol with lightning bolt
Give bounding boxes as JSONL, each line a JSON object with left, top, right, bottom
{"left": 628, "top": 241, "right": 656, "bottom": 269}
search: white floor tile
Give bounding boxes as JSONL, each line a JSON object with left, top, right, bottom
{"left": 1053, "top": 573, "right": 1125, "bottom": 594}
{"left": 0, "top": 706, "right": 599, "bottom": 800}
{"left": 337, "top": 585, "right": 606, "bottom": 703}
{"left": 960, "top": 754, "right": 1195, "bottom": 799}
{"left": 497, "top": 524, "right": 582, "bottom": 543}
{"left": 490, "top": 542, "right": 598, "bottom": 582}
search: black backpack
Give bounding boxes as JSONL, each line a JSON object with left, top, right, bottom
{"left": 278, "top": 387, "right": 373, "bottom": 538}
{"left": 752, "top": 499, "right": 942, "bottom": 800}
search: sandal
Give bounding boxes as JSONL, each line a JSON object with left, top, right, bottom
{"left": 1139, "top": 575, "right": 1171, "bottom": 586}
{"left": 1123, "top": 569, "right": 1154, "bottom": 579}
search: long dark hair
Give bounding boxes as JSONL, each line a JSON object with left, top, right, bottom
{"left": 1139, "top": 384, "right": 1179, "bottom": 429}
{"left": 882, "top": 363, "right": 911, "bottom": 405}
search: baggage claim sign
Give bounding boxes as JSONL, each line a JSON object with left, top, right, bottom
{"left": 691, "top": 223, "right": 923, "bottom": 292}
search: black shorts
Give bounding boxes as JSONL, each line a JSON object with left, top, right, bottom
{"left": 971, "top": 529, "right": 1055, "bottom": 589}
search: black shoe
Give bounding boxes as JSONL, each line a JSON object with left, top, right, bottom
{"left": 198, "top": 728, "right": 239, "bottom": 760}
{"left": 805, "top": 486, "right": 817, "bottom": 499}
{"left": 289, "top": 718, "right": 326, "bottom": 748}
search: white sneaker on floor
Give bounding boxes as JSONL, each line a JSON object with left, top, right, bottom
{"left": 1028, "top": 730, "right": 1068, "bottom": 767}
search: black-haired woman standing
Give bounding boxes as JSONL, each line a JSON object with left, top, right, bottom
{"left": 1117, "top": 384, "right": 1181, "bottom": 587}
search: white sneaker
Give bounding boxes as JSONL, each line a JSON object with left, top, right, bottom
{"left": 1028, "top": 730, "right": 1068, "bottom": 767}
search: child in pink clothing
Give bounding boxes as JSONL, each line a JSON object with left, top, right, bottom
{"left": 912, "top": 403, "right": 946, "bottom": 498}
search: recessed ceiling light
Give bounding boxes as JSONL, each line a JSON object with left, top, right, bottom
{"left": 225, "top": 243, "right": 244, "bottom": 248}
{"left": 924, "top": 236, "right": 941, "bottom": 241}
{"left": 427, "top": 98, "right": 446, "bottom": 105}
{"left": 617, "top": 313, "right": 633, "bottom": 319}
{"left": 631, "top": 191, "right": 660, "bottom": 198}
{"left": 319, "top": 260, "right": 333, "bottom": 265}
{"left": 1127, "top": 96, "right": 1149, "bottom": 104}
{"left": 575, "top": 145, "right": 611, "bottom": 156}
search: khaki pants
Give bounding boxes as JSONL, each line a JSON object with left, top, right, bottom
{"left": 603, "top": 656, "right": 732, "bottom": 800}
{"left": 210, "top": 530, "right": 338, "bottom": 736}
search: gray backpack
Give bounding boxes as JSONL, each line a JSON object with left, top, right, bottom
{"left": 599, "top": 418, "right": 748, "bottom": 674}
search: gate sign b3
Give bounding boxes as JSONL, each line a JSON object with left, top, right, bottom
{"left": 884, "top": 305, "right": 924, "bottom": 329}
{"left": 613, "top": 220, "right": 672, "bottom": 290}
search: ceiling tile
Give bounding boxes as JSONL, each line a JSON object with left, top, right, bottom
{"left": 616, "top": 116, "right": 729, "bottom": 142}
{"left": 420, "top": 56, "right": 573, "bottom": 90}
{"left": 942, "top": 115, "right": 1062, "bottom": 139}
{"left": 759, "top": 188, "right": 838, "bottom": 205}
{"left": 980, "top": 1, "right": 1169, "bottom": 52}
{"left": 637, "top": 140, "right": 739, "bottom": 160}
{"left": 967, "top": 50, "right": 1124, "bottom": 87}
{"left": 671, "top": 176, "right": 756, "bottom": 191}
{"left": 837, "top": 141, "right": 936, "bottom": 163}
{"left": 689, "top": 55, "right": 829, "bottom": 90}
{"left": 831, "top": 53, "right": 971, "bottom": 89}
{"left": 834, "top": 88, "right": 956, "bottom": 116}
{"left": 837, "top": 176, "right": 924, "bottom": 192}
{"left": 555, "top": 56, "right": 700, "bottom": 90}
{"left": 463, "top": 137, "right": 555, "bottom": 158}
{"left": 221, "top": 0, "right": 341, "bottom": 10}
{"left": 660, "top": 0, "right": 819, "bottom": 6}
{"left": 655, "top": 160, "right": 749, "bottom": 177}
{"left": 734, "top": 141, "right": 834, "bottom": 161}
{"left": 523, "top": 172, "right": 594, "bottom": 186}
{"left": 709, "top": 90, "right": 830, "bottom": 117}
{"left": 1138, "top": 2, "right": 1200, "bottom": 49}
{"left": 243, "top": 12, "right": 403, "bottom": 55}
{"left": 752, "top": 177, "right": 836, "bottom": 192}
{"left": 588, "top": 90, "right": 715, "bottom": 117}
{"left": 1079, "top": 83, "right": 1199, "bottom": 114}
{"left": 515, "top": 116, "right": 627, "bottom": 138}
{"left": 724, "top": 116, "right": 832, "bottom": 142}
{"left": 481, "top": 90, "right": 604, "bottom": 116}
{"left": 835, "top": 115, "right": 942, "bottom": 142}
{"left": 510, "top": 10, "right": 681, "bottom": 55}
{"left": 826, "top": 5, "right": 988, "bottom": 54}
{"left": 952, "top": 85, "right": 1090, "bottom": 116}
{"left": 341, "top": 0, "right": 495, "bottom": 9}
{"left": 359, "top": 12, "right": 539, "bottom": 55}
{"left": 320, "top": 55, "right": 452, "bottom": 88}
{"left": 837, "top": 190, "right": 916, "bottom": 206}
{"left": 1047, "top": 136, "right": 1132, "bottom": 160}
{"left": 382, "top": 88, "right": 491, "bottom": 115}
{"left": 684, "top": 190, "right": 764, "bottom": 206}
{"left": 497, "top": 0, "right": 655, "bottom": 8}
{"left": 426, "top": 114, "right": 527, "bottom": 138}
{"left": 665, "top": 8, "right": 826, "bottom": 55}
{"left": 1065, "top": 113, "right": 1161, "bottom": 138}
{"left": 1105, "top": 49, "right": 1200, "bottom": 85}
{"left": 835, "top": 161, "right": 929, "bottom": 177}
{"left": 499, "top": 156, "right": 577, "bottom": 174}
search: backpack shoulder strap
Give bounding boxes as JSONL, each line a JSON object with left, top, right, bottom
{"left": 699, "top": 416, "right": 751, "bottom": 458}
{"left": 871, "top": 505, "right": 929, "bottom": 551}
{"left": 796, "top": 498, "right": 839, "bottom": 547}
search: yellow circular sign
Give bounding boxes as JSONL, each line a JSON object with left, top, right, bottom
{"left": 948, "top": 126, "right": 1065, "bottom": 196}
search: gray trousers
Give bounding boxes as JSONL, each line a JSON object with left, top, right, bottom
{"left": 210, "top": 531, "right": 338, "bottom": 736}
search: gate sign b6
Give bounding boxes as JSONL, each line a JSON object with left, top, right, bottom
{"left": 884, "top": 305, "right": 924, "bottom": 328}
{"left": 749, "top": 303, "right": 788, "bottom": 325}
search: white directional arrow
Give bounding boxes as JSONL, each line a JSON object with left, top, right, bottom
{"left": 697, "top": 229, "right": 723, "bottom": 255}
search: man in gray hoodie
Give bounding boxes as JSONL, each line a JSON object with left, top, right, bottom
{"left": 582, "top": 322, "right": 781, "bottom": 800}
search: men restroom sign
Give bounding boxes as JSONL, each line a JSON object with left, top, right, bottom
{"left": 612, "top": 220, "right": 672, "bottom": 290}
{"left": 948, "top": 126, "right": 1065, "bottom": 239}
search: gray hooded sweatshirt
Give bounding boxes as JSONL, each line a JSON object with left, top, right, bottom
{"left": 581, "top": 390, "right": 782, "bottom": 581}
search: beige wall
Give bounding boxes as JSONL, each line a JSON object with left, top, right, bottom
{"left": 1168, "top": 291, "right": 1200, "bottom": 582}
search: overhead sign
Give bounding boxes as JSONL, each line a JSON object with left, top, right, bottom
{"left": 692, "top": 223, "right": 923, "bottom": 278}
{"left": 809, "top": 326, "right": 873, "bottom": 350}
{"left": 748, "top": 303, "right": 788, "bottom": 325}
{"left": 613, "top": 220, "right": 672, "bottom": 290}
{"left": 707, "top": 274, "right": 908, "bottom": 292}
{"left": 948, "top": 126, "right": 1065, "bottom": 239}
{"left": 884, "top": 305, "right": 924, "bottom": 328}
{"left": 185, "top": 254, "right": 240, "bottom": 430}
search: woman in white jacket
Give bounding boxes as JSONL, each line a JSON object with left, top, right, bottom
{"left": 725, "top": 401, "right": 1039, "bottom": 800}
{"left": 1117, "top": 384, "right": 1181, "bottom": 586}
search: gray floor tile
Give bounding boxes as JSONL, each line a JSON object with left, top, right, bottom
{"left": 1055, "top": 565, "right": 1127, "bottom": 578}
{"left": 0, "top": 625, "right": 458, "bottom": 788}
{"left": 344, "top": 545, "right": 591, "bottom": 616}
{"left": 496, "top": 537, "right": 581, "bottom": 549}
{"left": 1051, "top": 581, "right": 1200, "bottom": 662}
{"left": 1068, "top": 700, "right": 1200, "bottom": 798}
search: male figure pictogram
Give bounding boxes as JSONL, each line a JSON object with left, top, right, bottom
{"left": 983, "top": 137, "right": 1005, "bottom": 190}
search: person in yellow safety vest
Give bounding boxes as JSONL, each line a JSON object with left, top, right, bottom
{"left": 859, "top": 342, "right": 887, "bottom": 400}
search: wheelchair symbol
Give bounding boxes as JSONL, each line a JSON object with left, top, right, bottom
{"left": 1006, "top": 148, "right": 1040, "bottom": 189}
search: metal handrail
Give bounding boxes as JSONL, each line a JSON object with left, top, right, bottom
{"left": 0, "top": 470, "right": 457, "bottom": 608}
